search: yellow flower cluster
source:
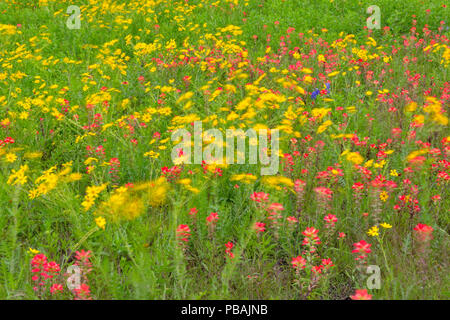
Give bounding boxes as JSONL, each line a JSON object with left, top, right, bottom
{"left": 367, "top": 223, "right": 392, "bottom": 237}
{"left": 342, "top": 150, "right": 364, "bottom": 165}
{"left": 95, "top": 177, "right": 171, "bottom": 222}
{"left": 261, "top": 176, "right": 294, "bottom": 190}
{"left": 28, "top": 162, "right": 81, "bottom": 199}
{"left": 96, "top": 186, "right": 144, "bottom": 222}
{"left": 230, "top": 173, "right": 257, "bottom": 184}
{"left": 407, "top": 98, "right": 449, "bottom": 126}
{"left": 7, "top": 165, "right": 29, "bottom": 186}
{"left": 81, "top": 183, "right": 108, "bottom": 211}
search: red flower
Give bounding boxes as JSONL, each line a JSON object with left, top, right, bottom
{"left": 206, "top": 212, "right": 219, "bottom": 224}
{"left": 250, "top": 192, "right": 269, "bottom": 203}
{"left": 176, "top": 224, "right": 191, "bottom": 243}
{"left": 31, "top": 254, "right": 47, "bottom": 266}
{"left": 189, "top": 207, "right": 198, "bottom": 217}
{"left": 302, "top": 227, "right": 319, "bottom": 238}
{"left": 291, "top": 256, "right": 306, "bottom": 269}
{"left": 350, "top": 289, "right": 372, "bottom": 300}
{"left": 50, "top": 283, "right": 63, "bottom": 295}
{"left": 352, "top": 182, "right": 364, "bottom": 192}
{"left": 431, "top": 195, "right": 441, "bottom": 202}
{"left": 286, "top": 216, "right": 298, "bottom": 224}
{"left": 352, "top": 240, "right": 372, "bottom": 260}
{"left": 324, "top": 214, "right": 338, "bottom": 227}
{"left": 311, "top": 265, "right": 323, "bottom": 274}
{"left": 314, "top": 186, "right": 333, "bottom": 198}
{"left": 301, "top": 227, "right": 321, "bottom": 248}
{"left": 225, "top": 242, "right": 234, "bottom": 259}
{"left": 413, "top": 223, "right": 433, "bottom": 242}
{"left": 294, "top": 179, "right": 306, "bottom": 193}
{"left": 74, "top": 283, "right": 92, "bottom": 300}
{"left": 267, "top": 203, "right": 284, "bottom": 211}
{"left": 75, "top": 250, "right": 92, "bottom": 263}
{"left": 44, "top": 261, "right": 61, "bottom": 274}
{"left": 253, "top": 222, "right": 266, "bottom": 233}
{"left": 321, "top": 258, "right": 334, "bottom": 268}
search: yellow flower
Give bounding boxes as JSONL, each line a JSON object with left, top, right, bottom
{"left": 404, "top": 101, "right": 417, "bottom": 112}
{"left": 144, "top": 150, "right": 160, "bottom": 159}
{"left": 432, "top": 113, "right": 448, "bottom": 126}
{"left": 367, "top": 226, "right": 379, "bottom": 237}
{"left": 261, "top": 176, "right": 294, "bottom": 190}
{"left": 28, "top": 248, "right": 40, "bottom": 255}
{"left": 96, "top": 187, "right": 145, "bottom": 222}
{"left": 380, "top": 222, "right": 392, "bottom": 229}
{"left": 317, "top": 120, "right": 333, "bottom": 134}
{"left": 406, "top": 149, "right": 428, "bottom": 162}
{"left": 390, "top": 169, "right": 398, "bottom": 177}
{"left": 374, "top": 160, "right": 386, "bottom": 168}
{"left": 230, "top": 173, "right": 257, "bottom": 184}
{"left": 183, "top": 184, "right": 200, "bottom": 194}
{"left": 132, "top": 177, "right": 170, "bottom": 208}
{"left": 28, "top": 189, "right": 39, "bottom": 200}
{"left": 311, "top": 108, "right": 331, "bottom": 119}
{"left": 5, "top": 153, "right": 17, "bottom": 163}
{"left": 141, "top": 114, "right": 152, "bottom": 122}
{"left": 95, "top": 216, "right": 106, "bottom": 230}
{"left": 82, "top": 183, "right": 108, "bottom": 211}
{"left": 177, "top": 178, "right": 192, "bottom": 185}
{"left": 345, "top": 151, "right": 364, "bottom": 165}
{"left": 379, "top": 191, "right": 389, "bottom": 202}
{"left": 7, "top": 164, "right": 29, "bottom": 186}
{"left": 84, "top": 157, "right": 98, "bottom": 165}
{"left": 346, "top": 106, "right": 357, "bottom": 113}
{"left": 327, "top": 71, "right": 340, "bottom": 77}
{"left": 23, "top": 152, "right": 43, "bottom": 159}
{"left": 69, "top": 173, "right": 82, "bottom": 181}
{"left": 413, "top": 114, "right": 424, "bottom": 125}
{"left": 364, "top": 159, "right": 374, "bottom": 167}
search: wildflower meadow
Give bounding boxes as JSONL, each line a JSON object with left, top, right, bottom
{"left": 0, "top": 0, "right": 449, "bottom": 301}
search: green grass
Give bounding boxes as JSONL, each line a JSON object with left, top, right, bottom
{"left": 0, "top": 0, "right": 448, "bottom": 300}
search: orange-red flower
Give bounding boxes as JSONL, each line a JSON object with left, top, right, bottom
{"left": 352, "top": 240, "right": 372, "bottom": 261}
{"left": 302, "top": 227, "right": 319, "bottom": 238}
{"left": 176, "top": 224, "right": 191, "bottom": 243}
{"left": 413, "top": 223, "right": 433, "bottom": 242}
{"left": 225, "top": 242, "right": 234, "bottom": 259}
{"left": 253, "top": 222, "right": 266, "bottom": 233}
{"left": 250, "top": 192, "right": 269, "bottom": 203}
{"left": 291, "top": 256, "right": 306, "bottom": 269}
{"left": 267, "top": 203, "right": 284, "bottom": 211}
{"left": 352, "top": 240, "right": 372, "bottom": 254}
{"left": 350, "top": 289, "right": 372, "bottom": 300}
{"left": 206, "top": 212, "right": 219, "bottom": 224}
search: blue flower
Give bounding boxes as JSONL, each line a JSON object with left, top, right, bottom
{"left": 311, "top": 89, "right": 320, "bottom": 100}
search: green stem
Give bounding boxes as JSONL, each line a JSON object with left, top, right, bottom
{"left": 62, "top": 226, "right": 99, "bottom": 268}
